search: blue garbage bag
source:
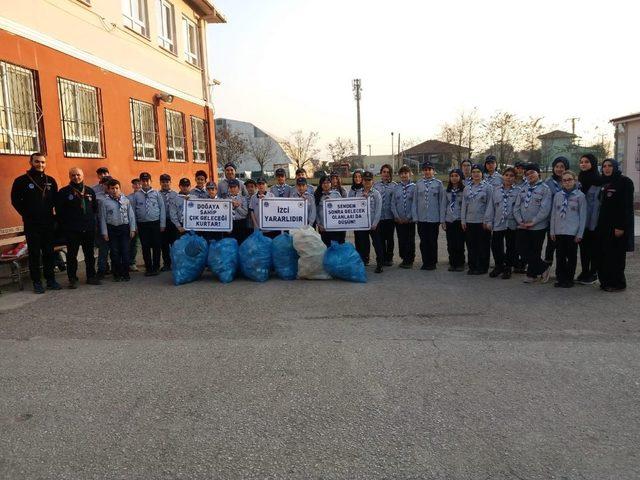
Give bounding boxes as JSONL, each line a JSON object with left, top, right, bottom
{"left": 239, "top": 230, "right": 273, "bottom": 282}
{"left": 207, "top": 238, "right": 239, "bottom": 283}
{"left": 170, "top": 231, "right": 208, "bottom": 285}
{"left": 272, "top": 233, "right": 299, "bottom": 280}
{"left": 323, "top": 241, "right": 367, "bottom": 283}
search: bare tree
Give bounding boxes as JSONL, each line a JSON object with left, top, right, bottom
{"left": 280, "top": 130, "right": 321, "bottom": 172}
{"left": 438, "top": 108, "right": 479, "bottom": 163}
{"left": 327, "top": 137, "right": 355, "bottom": 164}
{"left": 483, "top": 111, "right": 523, "bottom": 169}
{"left": 521, "top": 116, "right": 544, "bottom": 162}
{"left": 247, "top": 137, "right": 275, "bottom": 175}
{"left": 215, "top": 125, "right": 247, "bottom": 167}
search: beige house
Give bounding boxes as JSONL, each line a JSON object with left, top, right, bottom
{"left": 611, "top": 112, "right": 640, "bottom": 202}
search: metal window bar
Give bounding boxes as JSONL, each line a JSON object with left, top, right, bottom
{"left": 0, "top": 61, "right": 42, "bottom": 155}
{"left": 165, "top": 109, "right": 185, "bottom": 162}
{"left": 57, "top": 78, "right": 104, "bottom": 157}
{"left": 130, "top": 99, "right": 158, "bottom": 161}
{"left": 191, "top": 117, "right": 208, "bottom": 163}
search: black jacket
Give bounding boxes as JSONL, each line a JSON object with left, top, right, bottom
{"left": 598, "top": 174, "right": 635, "bottom": 252}
{"left": 11, "top": 169, "right": 58, "bottom": 226}
{"left": 55, "top": 183, "right": 97, "bottom": 233}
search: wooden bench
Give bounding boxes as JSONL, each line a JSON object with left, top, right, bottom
{"left": 0, "top": 234, "right": 66, "bottom": 291}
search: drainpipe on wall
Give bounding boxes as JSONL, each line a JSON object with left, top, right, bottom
{"left": 197, "top": 17, "right": 217, "bottom": 182}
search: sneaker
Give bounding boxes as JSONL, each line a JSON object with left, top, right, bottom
{"left": 523, "top": 275, "right": 539, "bottom": 283}
{"left": 383, "top": 261, "right": 393, "bottom": 267}
{"left": 112, "top": 275, "right": 121, "bottom": 282}
{"left": 513, "top": 267, "right": 526, "bottom": 274}
{"left": 46, "top": 279, "right": 62, "bottom": 290}
{"left": 501, "top": 268, "right": 512, "bottom": 279}
{"left": 160, "top": 265, "right": 171, "bottom": 272}
{"left": 399, "top": 262, "right": 412, "bottom": 269}
{"left": 489, "top": 268, "right": 502, "bottom": 278}
{"left": 33, "top": 282, "right": 45, "bottom": 294}
{"left": 554, "top": 281, "right": 562, "bottom": 288}
{"left": 129, "top": 265, "right": 139, "bottom": 272}
{"left": 577, "top": 274, "right": 597, "bottom": 285}
{"left": 68, "top": 280, "right": 77, "bottom": 289}
{"left": 122, "top": 275, "right": 131, "bottom": 282}
{"left": 541, "top": 266, "right": 551, "bottom": 284}
{"left": 374, "top": 265, "right": 383, "bottom": 273}
{"left": 86, "top": 277, "right": 102, "bottom": 285}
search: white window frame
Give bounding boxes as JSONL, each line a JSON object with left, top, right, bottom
{"left": 0, "top": 61, "right": 42, "bottom": 155}
{"left": 156, "top": 0, "right": 176, "bottom": 53}
{"left": 122, "top": 0, "right": 149, "bottom": 38}
{"left": 57, "top": 78, "right": 104, "bottom": 158}
{"left": 191, "top": 116, "right": 208, "bottom": 163}
{"left": 165, "top": 109, "right": 186, "bottom": 162}
{"left": 130, "top": 99, "right": 158, "bottom": 161}
{"left": 182, "top": 16, "right": 201, "bottom": 67}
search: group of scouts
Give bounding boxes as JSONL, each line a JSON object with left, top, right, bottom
{"left": 10, "top": 151, "right": 635, "bottom": 294}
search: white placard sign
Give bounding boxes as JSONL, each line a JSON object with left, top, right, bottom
{"left": 258, "top": 197, "right": 307, "bottom": 231}
{"left": 323, "top": 197, "right": 371, "bottom": 231}
{"left": 183, "top": 198, "right": 233, "bottom": 232}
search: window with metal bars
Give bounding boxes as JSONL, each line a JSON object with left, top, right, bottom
{"left": 57, "top": 78, "right": 104, "bottom": 158}
{"left": 165, "top": 109, "right": 185, "bottom": 162}
{"left": 129, "top": 99, "right": 159, "bottom": 161}
{"left": 191, "top": 116, "right": 208, "bottom": 163}
{"left": 0, "top": 61, "right": 43, "bottom": 155}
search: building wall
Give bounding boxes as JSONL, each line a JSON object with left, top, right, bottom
{"left": 0, "top": 30, "right": 218, "bottom": 234}
{"left": 616, "top": 119, "right": 640, "bottom": 200}
{"left": 1, "top": 0, "right": 207, "bottom": 102}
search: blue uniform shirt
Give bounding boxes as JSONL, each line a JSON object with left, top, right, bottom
{"left": 412, "top": 177, "right": 445, "bottom": 223}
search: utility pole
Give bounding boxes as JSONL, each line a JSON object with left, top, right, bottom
{"left": 391, "top": 132, "right": 394, "bottom": 158}
{"left": 567, "top": 117, "right": 580, "bottom": 135}
{"left": 397, "top": 133, "right": 401, "bottom": 170}
{"left": 352, "top": 79, "right": 362, "bottom": 157}
{"left": 368, "top": 144, "right": 371, "bottom": 156}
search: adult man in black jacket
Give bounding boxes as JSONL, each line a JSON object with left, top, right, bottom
{"left": 10, "top": 152, "right": 60, "bottom": 293}
{"left": 56, "top": 167, "right": 101, "bottom": 288}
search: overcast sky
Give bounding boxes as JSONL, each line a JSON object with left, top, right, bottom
{"left": 207, "top": 0, "right": 638, "bottom": 160}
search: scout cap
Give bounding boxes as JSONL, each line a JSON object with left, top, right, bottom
{"left": 525, "top": 163, "right": 541, "bottom": 174}
{"left": 224, "top": 162, "right": 236, "bottom": 170}
{"left": 256, "top": 177, "right": 267, "bottom": 184}
{"left": 159, "top": 173, "right": 171, "bottom": 181}
{"left": 275, "top": 168, "right": 286, "bottom": 176}
{"left": 362, "top": 171, "right": 374, "bottom": 180}
{"left": 206, "top": 181, "right": 217, "bottom": 189}
{"left": 421, "top": 161, "right": 434, "bottom": 170}
{"left": 139, "top": 172, "right": 151, "bottom": 180}
{"left": 485, "top": 155, "right": 497, "bottom": 163}
{"left": 296, "top": 177, "right": 307, "bottom": 185}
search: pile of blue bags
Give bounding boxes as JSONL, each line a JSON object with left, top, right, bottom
{"left": 207, "top": 238, "right": 239, "bottom": 283}
{"left": 239, "top": 231, "right": 273, "bottom": 282}
{"left": 170, "top": 232, "right": 208, "bottom": 285}
{"left": 323, "top": 241, "right": 367, "bottom": 283}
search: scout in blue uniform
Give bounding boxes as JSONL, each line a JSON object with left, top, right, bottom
{"left": 224, "top": 179, "right": 249, "bottom": 243}
{"left": 315, "top": 175, "right": 343, "bottom": 247}
{"left": 484, "top": 167, "right": 520, "bottom": 279}
{"left": 270, "top": 168, "right": 293, "bottom": 198}
{"left": 249, "top": 177, "right": 275, "bottom": 234}
{"left": 460, "top": 159, "right": 473, "bottom": 187}
{"left": 550, "top": 170, "right": 586, "bottom": 287}
{"left": 374, "top": 164, "right": 396, "bottom": 266}
{"left": 159, "top": 173, "right": 178, "bottom": 271}
{"left": 513, "top": 163, "right": 553, "bottom": 283}
{"left": 99, "top": 179, "right": 136, "bottom": 282}
{"left": 90, "top": 166, "right": 110, "bottom": 193}
{"left": 483, "top": 155, "right": 503, "bottom": 187}
{"left": 576, "top": 154, "right": 603, "bottom": 284}
{"left": 412, "top": 161, "right": 445, "bottom": 270}
{"left": 291, "top": 177, "right": 316, "bottom": 226}
{"left": 95, "top": 175, "right": 112, "bottom": 278}
{"left": 127, "top": 178, "right": 141, "bottom": 272}
{"left": 461, "top": 164, "right": 490, "bottom": 275}
{"left": 544, "top": 156, "right": 569, "bottom": 265}
{"left": 218, "top": 162, "right": 248, "bottom": 197}
{"left": 245, "top": 179, "right": 257, "bottom": 230}
{"left": 168, "top": 178, "right": 191, "bottom": 235}
{"left": 512, "top": 162, "right": 528, "bottom": 272}
{"left": 348, "top": 171, "right": 384, "bottom": 272}
{"left": 132, "top": 172, "right": 166, "bottom": 276}
{"left": 391, "top": 165, "right": 416, "bottom": 269}
{"left": 190, "top": 170, "right": 210, "bottom": 199}
{"left": 441, "top": 168, "right": 465, "bottom": 272}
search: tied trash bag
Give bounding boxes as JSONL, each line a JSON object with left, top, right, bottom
{"left": 323, "top": 241, "right": 367, "bottom": 283}
{"left": 272, "top": 233, "right": 299, "bottom": 280}
{"left": 239, "top": 230, "right": 273, "bottom": 282}
{"left": 170, "top": 231, "right": 208, "bottom": 285}
{"left": 291, "top": 226, "right": 330, "bottom": 280}
{"left": 207, "top": 238, "right": 239, "bottom": 283}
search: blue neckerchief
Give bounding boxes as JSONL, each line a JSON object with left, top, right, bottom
{"left": 112, "top": 195, "right": 129, "bottom": 223}
{"left": 524, "top": 182, "right": 540, "bottom": 209}
{"left": 499, "top": 186, "right": 512, "bottom": 223}
{"left": 401, "top": 181, "right": 412, "bottom": 214}
{"left": 467, "top": 182, "right": 483, "bottom": 200}
{"left": 449, "top": 187, "right": 460, "bottom": 212}
{"left": 423, "top": 178, "right": 434, "bottom": 211}
{"left": 560, "top": 188, "right": 575, "bottom": 218}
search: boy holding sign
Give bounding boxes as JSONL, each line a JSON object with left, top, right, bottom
{"left": 349, "top": 171, "right": 384, "bottom": 273}
{"left": 250, "top": 177, "right": 275, "bottom": 234}
{"left": 291, "top": 177, "right": 316, "bottom": 226}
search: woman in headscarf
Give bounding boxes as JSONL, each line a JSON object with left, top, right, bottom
{"left": 596, "top": 159, "right": 635, "bottom": 292}
{"left": 576, "top": 154, "right": 603, "bottom": 284}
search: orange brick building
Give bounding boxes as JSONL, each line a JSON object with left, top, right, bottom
{"left": 0, "top": 0, "right": 225, "bottom": 236}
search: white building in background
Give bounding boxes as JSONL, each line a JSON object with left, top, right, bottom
{"left": 611, "top": 112, "right": 640, "bottom": 202}
{"left": 215, "top": 118, "right": 295, "bottom": 177}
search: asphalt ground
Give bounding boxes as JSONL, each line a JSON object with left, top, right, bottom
{"left": 1, "top": 233, "right": 639, "bottom": 479}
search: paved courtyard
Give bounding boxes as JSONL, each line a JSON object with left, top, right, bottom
{"left": 1, "top": 236, "right": 639, "bottom": 479}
